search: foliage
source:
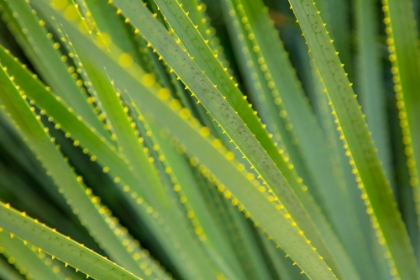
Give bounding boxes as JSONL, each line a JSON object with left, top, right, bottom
{"left": 0, "top": 0, "right": 419, "bottom": 279}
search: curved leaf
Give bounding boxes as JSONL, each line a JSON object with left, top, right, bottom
{"left": 0, "top": 202, "right": 141, "bottom": 280}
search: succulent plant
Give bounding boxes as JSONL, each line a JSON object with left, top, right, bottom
{"left": 0, "top": 0, "right": 419, "bottom": 279}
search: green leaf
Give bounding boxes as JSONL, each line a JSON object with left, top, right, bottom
{"left": 0, "top": 46, "right": 168, "bottom": 280}
{"left": 353, "top": 1, "right": 395, "bottom": 276}
{"left": 0, "top": 253, "right": 25, "bottom": 280}
{"left": 0, "top": 202, "right": 142, "bottom": 280}
{"left": 287, "top": 0, "right": 420, "bottom": 278}
{"left": 62, "top": 27, "right": 222, "bottom": 279}
{"left": 382, "top": 0, "right": 420, "bottom": 258}
{"left": 0, "top": 0, "right": 111, "bottom": 141}
{"left": 0, "top": 230, "right": 63, "bottom": 280}
{"left": 147, "top": 119, "right": 247, "bottom": 280}
{"left": 36, "top": 3, "right": 339, "bottom": 277}
{"left": 355, "top": 0, "right": 393, "bottom": 189}
{"left": 108, "top": 0, "right": 348, "bottom": 276}
{"left": 4, "top": 3, "right": 230, "bottom": 276}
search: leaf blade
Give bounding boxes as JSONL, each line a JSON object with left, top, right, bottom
{"left": 0, "top": 203, "right": 142, "bottom": 280}
{"left": 287, "top": 0, "right": 420, "bottom": 278}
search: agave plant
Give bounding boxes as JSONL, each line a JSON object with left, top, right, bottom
{"left": 0, "top": 0, "right": 419, "bottom": 279}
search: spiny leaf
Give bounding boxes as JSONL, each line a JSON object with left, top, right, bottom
{"left": 0, "top": 202, "right": 142, "bottom": 280}
{"left": 108, "top": 0, "right": 344, "bottom": 276}
{"left": 0, "top": 0, "right": 111, "bottom": 141}
{"left": 144, "top": 116, "right": 246, "bottom": 280}
{"left": 0, "top": 40, "right": 208, "bottom": 280}
{"left": 0, "top": 230, "right": 64, "bottom": 280}
{"left": 287, "top": 0, "right": 420, "bottom": 278}
{"left": 382, "top": 0, "right": 420, "bottom": 256}
{"left": 0, "top": 51, "right": 168, "bottom": 280}
{"left": 36, "top": 3, "right": 339, "bottom": 277}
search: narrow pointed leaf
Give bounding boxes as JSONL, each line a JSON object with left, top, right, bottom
{"left": 0, "top": 203, "right": 141, "bottom": 280}
{"left": 35, "top": 4, "right": 339, "bottom": 277}
{"left": 287, "top": 0, "right": 420, "bottom": 278}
